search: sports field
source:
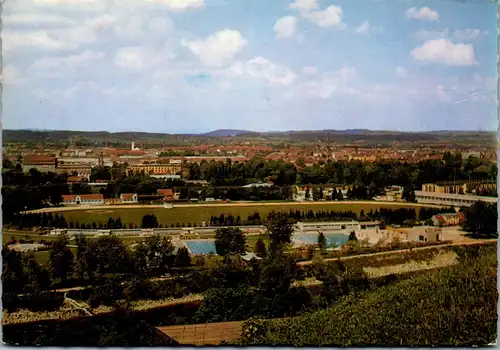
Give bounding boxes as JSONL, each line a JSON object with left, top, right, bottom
{"left": 54, "top": 201, "right": 430, "bottom": 227}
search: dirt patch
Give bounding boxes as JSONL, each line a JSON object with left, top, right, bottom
{"left": 85, "top": 210, "right": 115, "bottom": 214}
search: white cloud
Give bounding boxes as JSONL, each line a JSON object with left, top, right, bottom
{"left": 413, "top": 29, "right": 448, "bottom": 41}
{"left": 274, "top": 16, "right": 298, "bottom": 39}
{"left": 302, "top": 66, "right": 318, "bottom": 75}
{"left": 147, "top": 0, "right": 205, "bottom": 12}
{"left": 452, "top": 29, "right": 484, "bottom": 41}
{"left": 114, "top": 46, "right": 175, "bottom": 71}
{"left": 303, "top": 5, "right": 345, "bottom": 29}
{"left": 410, "top": 39, "right": 476, "bottom": 66}
{"left": 3, "top": 13, "right": 77, "bottom": 27}
{"left": 302, "top": 67, "right": 357, "bottom": 99}
{"left": 1, "top": 65, "right": 23, "bottom": 86}
{"left": 181, "top": 29, "right": 248, "bottom": 68}
{"left": 396, "top": 67, "right": 407, "bottom": 78}
{"left": 113, "top": 17, "right": 175, "bottom": 40}
{"left": 30, "top": 50, "right": 105, "bottom": 70}
{"left": 435, "top": 84, "right": 453, "bottom": 103}
{"left": 355, "top": 21, "right": 370, "bottom": 34}
{"left": 35, "top": 81, "right": 116, "bottom": 103}
{"left": 413, "top": 28, "right": 485, "bottom": 42}
{"left": 406, "top": 7, "right": 439, "bottom": 21}
{"left": 289, "top": 0, "right": 318, "bottom": 11}
{"left": 29, "top": 0, "right": 109, "bottom": 12}
{"left": 2, "top": 30, "right": 79, "bottom": 52}
{"left": 245, "top": 57, "right": 297, "bottom": 86}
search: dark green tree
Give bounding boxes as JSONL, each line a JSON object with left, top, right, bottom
{"left": 174, "top": 246, "right": 191, "bottom": 267}
{"left": 49, "top": 237, "right": 74, "bottom": 283}
{"left": 254, "top": 237, "right": 268, "bottom": 258}
{"left": 214, "top": 227, "right": 247, "bottom": 256}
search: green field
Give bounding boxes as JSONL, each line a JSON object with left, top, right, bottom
{"left": 57, "top": 202, "right": 427, "bottom": 227}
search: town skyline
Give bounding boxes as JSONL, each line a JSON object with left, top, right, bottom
{"left": 2, "top": 0, "right": 497, "bottom": 133}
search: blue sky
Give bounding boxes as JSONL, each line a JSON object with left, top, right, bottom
{"left": 2, "top": 0, "right": 497, "bottom": 133}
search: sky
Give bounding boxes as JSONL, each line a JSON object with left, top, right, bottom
{"left": 2, "top": 0, "right": 498, "bottom": 133}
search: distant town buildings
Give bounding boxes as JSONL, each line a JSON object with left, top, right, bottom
{"left": 62, "top": 194, "right": 105, "bottom": 206}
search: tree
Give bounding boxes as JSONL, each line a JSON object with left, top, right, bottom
{"left": 348, "top": 231, "right": 358, "bottom": 242}
{"left": 254, "top": 238, "right": 268, "bottom": 258}
{"left": 214, "top": 228, "right": 246, "bottom": 256}
{"left": 462, "top": 201, "right": 498, "bottom": 238}
{"left": 259, "top": 255, "right": 297, "bottom": 297}
{"left": 319, "top": 186, "right": 324, "bottom": 200}
{"left": 136, "top": 234, "right": 175, "bottom": 275}
{"left": 317, "top": 232, "right": 327, "bottom": 253}
{"left": 403, "top": 185, "right": 416, "bottom": 203}
{"left": 305, "top": 187, "right": 310, "bottom": 200}
{"left": 267, "top": 213, "right": 294, "bottom": 254}
{"left": 2, "top": 245, "right": 25, "bottom": 294}
{"left": 174, "top": 246, "right": 191, "bottom": 267}
{"left": 312, "top": 188, "right": 321, "bottom": 201}
{"left": 23, "top": 255, "right": 52, "bottom": 296}
{"left": 49, "top": 237, "right": 74, "bottom": 283}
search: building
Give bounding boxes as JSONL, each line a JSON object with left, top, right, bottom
{"left": 407, "top": 226, "right": 442, "bottom": 243}
{"left": 295, "top": 220, "right": 361, "bottom": 233}
{"left": 431, "top": 212, "right": 465, "bottom": 227}
{"left": 62, "top": 194, "right": 105, "bottom": 206}
{"left": 158, "top": 189, "right": 175, "bottom": 201}
{"left": 67, "top": 176, "right": 88, "bottom": 184}
{"left": 415, "top": 190, "right": 497, "bottom": 207}
{"left": 422, "top": 180, "right": 496, "bottom": 195}
{"left": 22, "top": 155, "right": 57, "bottom": 173}
{"left": 127, "top": 164, "right": 182, "bottom": 176}
{"left": 120, "top": 193, "right": 138, "bottom": 203}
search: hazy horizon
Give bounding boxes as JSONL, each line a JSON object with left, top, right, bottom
{"left": 2, "top": 0, "right": 497, "bottom": 133}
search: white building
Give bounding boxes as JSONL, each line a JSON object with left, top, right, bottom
{"left": 120, "top": 193, "right": 138, "bottom": 203}
{"left": 415, "top": 191, "right": 497, "bottom": 208}
{"left": 295, "top": 220, "right": 361, "bottom": 233}
{"left": 62, "top": 194, "right": 105, "bottom": 205}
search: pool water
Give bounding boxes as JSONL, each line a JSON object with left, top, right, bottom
{"left": 293, "top": 233, "right": 349, "bottom": 248}
{"left": 183, "top": 240, "right": 217, "bottom": 255}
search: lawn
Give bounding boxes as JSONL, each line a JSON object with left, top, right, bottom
{"left": 57, "top": 202, "right": 426, "bottom": 228}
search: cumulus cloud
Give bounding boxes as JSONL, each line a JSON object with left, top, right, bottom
{"left": 302, "top": 66, "right": 318, "bottom": 75}
{"left": 406, "top": 7, "right": 439, "bottom": 21}
{"left": 289, "top": 0, "right": 318, "bottom": 11}
{"left": 113, "top": 17, "right": 175, "bottom": 40}
{"left": 2, "top": 30, "right": 79, "bottom": 52}
{"left": 396, "top": 67, "right": 407, "bottom": 78}
{"left": 181, "top": 29, "right": 248, "bottom": 68}
{"left": 302, "top": 67, "right": 357, "bottom": 99}
{"left": 245, "top": 57, "right": 297, "bottom": 86}
{"left": 274, "top": 16, "right": 298, "bottom": 39}
{"left": 30, "top": 50, "right": 105, "bottom": 70}
{"left": 410, "top": 39, "right": 476, "bottom": 66}
{"left": 3, "top": 13, "right": 77, "bottom": 27}
{"left": 303, "top": 5, "right": 345, "bottom": 29}
{"left": 452, "top": 29, "right": 484, "bottom": 41}
{"left": 1, "top": 65, "right": 23, "bottom": 86}
{"left": 146, "top": 0, "right": 205, "bottom": 12}
{"left": 413, "top": 28, "right": 485, "bottom": 42}
{"left": 355, "top": 21, "right": 370, "bottom": 34}
{"left": 114, "top": 46, "right": 175, "bottom": 71}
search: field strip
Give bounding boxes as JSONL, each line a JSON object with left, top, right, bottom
{"left": 23, "top": 200, "right": 446, "bottom": 214}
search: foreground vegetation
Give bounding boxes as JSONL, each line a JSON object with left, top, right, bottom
{"left": 240, "top": 244, "right": 497, "bottom": 346}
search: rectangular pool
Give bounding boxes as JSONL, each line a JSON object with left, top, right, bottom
{"left": 293, "top": 233, "right": 349, "bottom": 248}
{"left": 183, "top": 240, "right": 217, "bottom": 255}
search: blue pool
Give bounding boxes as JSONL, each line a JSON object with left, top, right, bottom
{"left": 183, "top": 240, "right": 217, "bottom": 255}
{"left": 293, "top": 233, "right": 349, "bottom": 248}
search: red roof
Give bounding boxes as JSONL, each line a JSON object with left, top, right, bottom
{"left": 67, "top": 176, "right": 86, "bottom": 183}
{"left": 23, "top": 155, "right": 56, "bottom": 165}
{"left": 62, "top": 194, "right": 103, "bottom": 201}
{"left": 434, "top": 214, "right": 444, "bottom": 222}
{"left": 62, "top": 195, "right": 77, "bottom": 201}
{"left": 158, "top": 189, "right": 174, "bottom": 196}
{"left": 121, "top": 193, "right": 136, "bottom": 200}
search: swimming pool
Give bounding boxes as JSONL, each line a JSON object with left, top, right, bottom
{"left": 293, "top": 233, "right": 349, "bottom": 248}
{"left": 183, "top": 240, "right": 217, "bottom": 255}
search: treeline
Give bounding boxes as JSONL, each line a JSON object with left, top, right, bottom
{"left": 187, "top": 152, "right": 497, "bottom": 188}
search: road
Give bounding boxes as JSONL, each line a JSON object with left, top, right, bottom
{"left": 24, "top": 200, "right": 446, "bottom": 214}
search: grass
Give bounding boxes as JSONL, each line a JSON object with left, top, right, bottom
{"left": 57, "top": 202, "right": 426, "bottom": 227}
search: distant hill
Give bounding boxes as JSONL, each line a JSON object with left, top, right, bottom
{"left": 2, "top": 129, "right": 496, "bottom": 147}
{"left": 202, "top": 129, "right": 251, "bottom": 137}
